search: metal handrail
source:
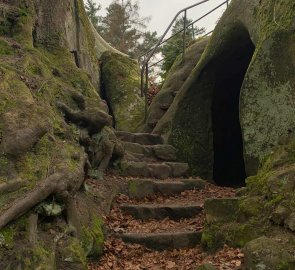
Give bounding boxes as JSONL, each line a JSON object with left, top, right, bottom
{"left": 144, "top": 1, "right": 229, "bottom": 69}
{"left": 140, "top": 0, "right": 230, "bottom": 118}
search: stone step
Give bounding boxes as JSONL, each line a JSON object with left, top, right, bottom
{"left": 120, "top": 231, "right": 202, "bottom": 250}
{"left": 115, "top": 131, "right": 163, "bottom": 145}
{"left": 119, "top": 161, "right": 189, "bottom": 179}
{"left": 120, "top": 203, "right": 203, "bottom": 220}
{"left": 123, "top": 142, "right": 177, "bottom": 161}
{"left": 128, "top": 179, "right": 206, "bottom": 199}
{"left": 165, "top": 162, "right": 190, "bottom": 178}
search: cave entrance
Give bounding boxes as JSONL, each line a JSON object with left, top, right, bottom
{"left": 212, "top": 29, "right": 255, "bottom": 187}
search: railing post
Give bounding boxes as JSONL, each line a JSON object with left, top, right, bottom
{"left": 182, "top": 10, "right": 187, "bottom": 61}
{"left": 140, "top": 69, "right": 144, "bottom": 97}
{"left": 226, "top": 0, "right": 229, "bottom": 7}
{"left": 192, "top": 23, "right": 195, "bottom": 39}
{"left": 144, "top": 63, "right": 149, "bottom": 120}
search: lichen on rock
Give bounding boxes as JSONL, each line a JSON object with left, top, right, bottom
{"left": 0, "top": 0, "right": 126, "bottom": 268}
{"left": 100, "top": 51, "right": 145, "bottom": 132}
{"left": 153, "top": 0, "right": 295, "bottom": 182}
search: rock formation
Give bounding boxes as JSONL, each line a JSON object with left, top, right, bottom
{"left": 0, "top": 0, "right": 136, "bottom": 268}
{"left": 142, "top": 37, "right": 209, "bottom": 133}
{"left": 153, "top": 0, "right": 295, "bottom": 187}
{"left": 101, "top": 51, "right": 145, "bottom": 132}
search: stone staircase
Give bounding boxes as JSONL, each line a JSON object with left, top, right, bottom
{"left": 116, "top": 131, "right": 189, "bottom": 179}
{"left": 116, "top": 178, "right": 206, "bottom": 250}
{"left": 112, "top": 131, "right": 206, "bottom": 251}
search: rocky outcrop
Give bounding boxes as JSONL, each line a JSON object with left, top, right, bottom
{"left": 153, "top": 0, "right": 295, "bottom": 182}
{"left": 201, "top": 140, "right": 295, "bottom": 267}
{"left": 142, "top": 37, "right": 209, "bottom": 133}
{"left": 0, "top": 0, "right": 124, "bottom": 268}
{"left": 100, "top": 51, "right": 145, "bottom": 132}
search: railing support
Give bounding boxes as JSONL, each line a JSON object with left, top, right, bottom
{"left": 182, "top": 10, "right": 187, "bottom": 61}
{"left": 139, "top": 0, "right": 231, "bottom": 120}
{"left": 144, "top": 63, "right": 149, "bottom": 120}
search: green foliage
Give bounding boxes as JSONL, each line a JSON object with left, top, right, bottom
{"left": 102, "top": 0, "right": 148, "bottom": 55}
{"left": 85, "top": 0, "right": 154, "bottom": 57}
{"left": 161, "top": 17, "right": 205, "bottom": 77}
{"left": 85, "top": 0, "right": 102, "bottom": 31}
{"left": 134, "top": 30, "right": 158, "bottom": 58}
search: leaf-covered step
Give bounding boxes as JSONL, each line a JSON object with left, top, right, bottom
{"left": 116, "top": 131, "right": 164, "bottom": 145}
{"left": 119, "top": 161, "right": 189, "bottom": 179}
{"left": 123, "top": 142, "right": 177, "bottom": 161}
{"left": 120, "top": 203, "right": 203, "bottom": 220}
{"left": 120, "top": 231, "right": 202, "bottom": 250}
{"left": 128, "top": 179, "right": 206, "bottom": 198}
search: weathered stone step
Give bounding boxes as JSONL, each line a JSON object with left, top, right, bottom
{"left": 128, "top": 179, "right": 206, "bottom": 198}
{"left": 119, "top": 161, "right": 189, "bottom": 179}
{"left": 120, "top": 231, "right": 202, "bottom": 250}
{"left": 123, "top": 142, "right": 177, "bottom": 161}
{"left": 116, "top": 131, "right": 164, "bottom": 145}
{"left": 120, "top": 203, "right": 203, "bottom": 220}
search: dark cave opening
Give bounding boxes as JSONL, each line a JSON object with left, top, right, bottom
{"left": 212, "top": 31, "right": 255, "bottom": 187}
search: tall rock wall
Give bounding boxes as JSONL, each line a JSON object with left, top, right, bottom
{"left": 154, "top": 0, "right": 295, "bottom": 181}
{"left": 0, "top": 0, "right": 123, "bottom": 268}
{"left": 101, "top": 51, "right": 145, "bottom": 132}
{"left": 142, "top": 37, "right": 209, "bottom": 133}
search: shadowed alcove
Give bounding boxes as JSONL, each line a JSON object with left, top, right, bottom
{"left": 211, "top": 27, "right": 255, "bottom": 187}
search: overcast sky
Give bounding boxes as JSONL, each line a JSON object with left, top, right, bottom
{"left": 94, "top": 0, "right": 229, "bottom": 35}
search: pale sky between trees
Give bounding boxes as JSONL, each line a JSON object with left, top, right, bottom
{"left": 94, "top": 0, "right": 229, "bottom": 35}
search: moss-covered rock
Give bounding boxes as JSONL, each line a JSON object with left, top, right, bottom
{"left": 101, "top": 51, "right": 144, "bottom": 132}
{"left": 142, "top": 37, "right": 209, "bottom": 133}
{"left": 243, "top": 236, "right": 295, "bottom": 270}
{"left": 204, "top": 198, "right": 239, "bottom": 224}
{"left": 0, "top": 0, "right": 121, "bottom": 268}
{"left": 202, "top": 141, "right": 295, "bottom": 253}
{"left": 154, "top": 0, "right": 295, "bottom": 179}
{"left": 19, "top": 245, "right": 55, "bottom": 270}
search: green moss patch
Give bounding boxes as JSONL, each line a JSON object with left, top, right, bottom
{"left": 101, "top": 51, "right": 144, "bottom": 132}
{"left": 0, "top": 40, "right": 14, "bottom": 55}
{"left": 81, "top": 216, "right": 104, "bottom": 258}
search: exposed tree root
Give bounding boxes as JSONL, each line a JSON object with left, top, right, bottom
{"left": 0, "top": 179, "right": 26, "bottom": 195}
{"left": 57, "top": 102, "right": 112, "bottom": 135}
{"left": 0, "top": 154, "right": 87, "bottom": 230}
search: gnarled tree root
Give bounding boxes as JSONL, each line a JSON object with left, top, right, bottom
{"left": 0, "top": 179, "right": 26, "bottom": 195}
{"left": 0, "top": 155, "right": 87, "bottom": 230}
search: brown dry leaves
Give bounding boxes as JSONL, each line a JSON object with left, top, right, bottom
{"left": 88, "top": 239, "right": 243, "bottom": 270}
{"left": 88, "top": 177, "right": 242, "bottom": 270}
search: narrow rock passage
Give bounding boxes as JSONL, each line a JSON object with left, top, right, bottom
{"left": 88, "top": 176, "right": 244, "bottom": 270}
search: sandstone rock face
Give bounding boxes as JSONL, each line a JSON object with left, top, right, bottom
{"left": 101, "top": 51, "right": 145, "bottom": 132}
{"left": 201, "top": 141, "right": 295, "bottom": 252}
{"left": 153, "top": 0, "right": 295, "bottom": 181}
{"left": 0, "top": 0, "right": 122, "bottom": 268}
{"left": 243, "top": 237, "right": 295, "bottom": 270}
{"left": 142, "top": 37, "right": 209, "bottom": 133}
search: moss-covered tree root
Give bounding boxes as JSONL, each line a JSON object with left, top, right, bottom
{"left": 0, "top": 153, "right": 86, "bottom": 230}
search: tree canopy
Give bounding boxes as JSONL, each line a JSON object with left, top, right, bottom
{"left": 85, "top": 0, "right": 155, "bottom": 57}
